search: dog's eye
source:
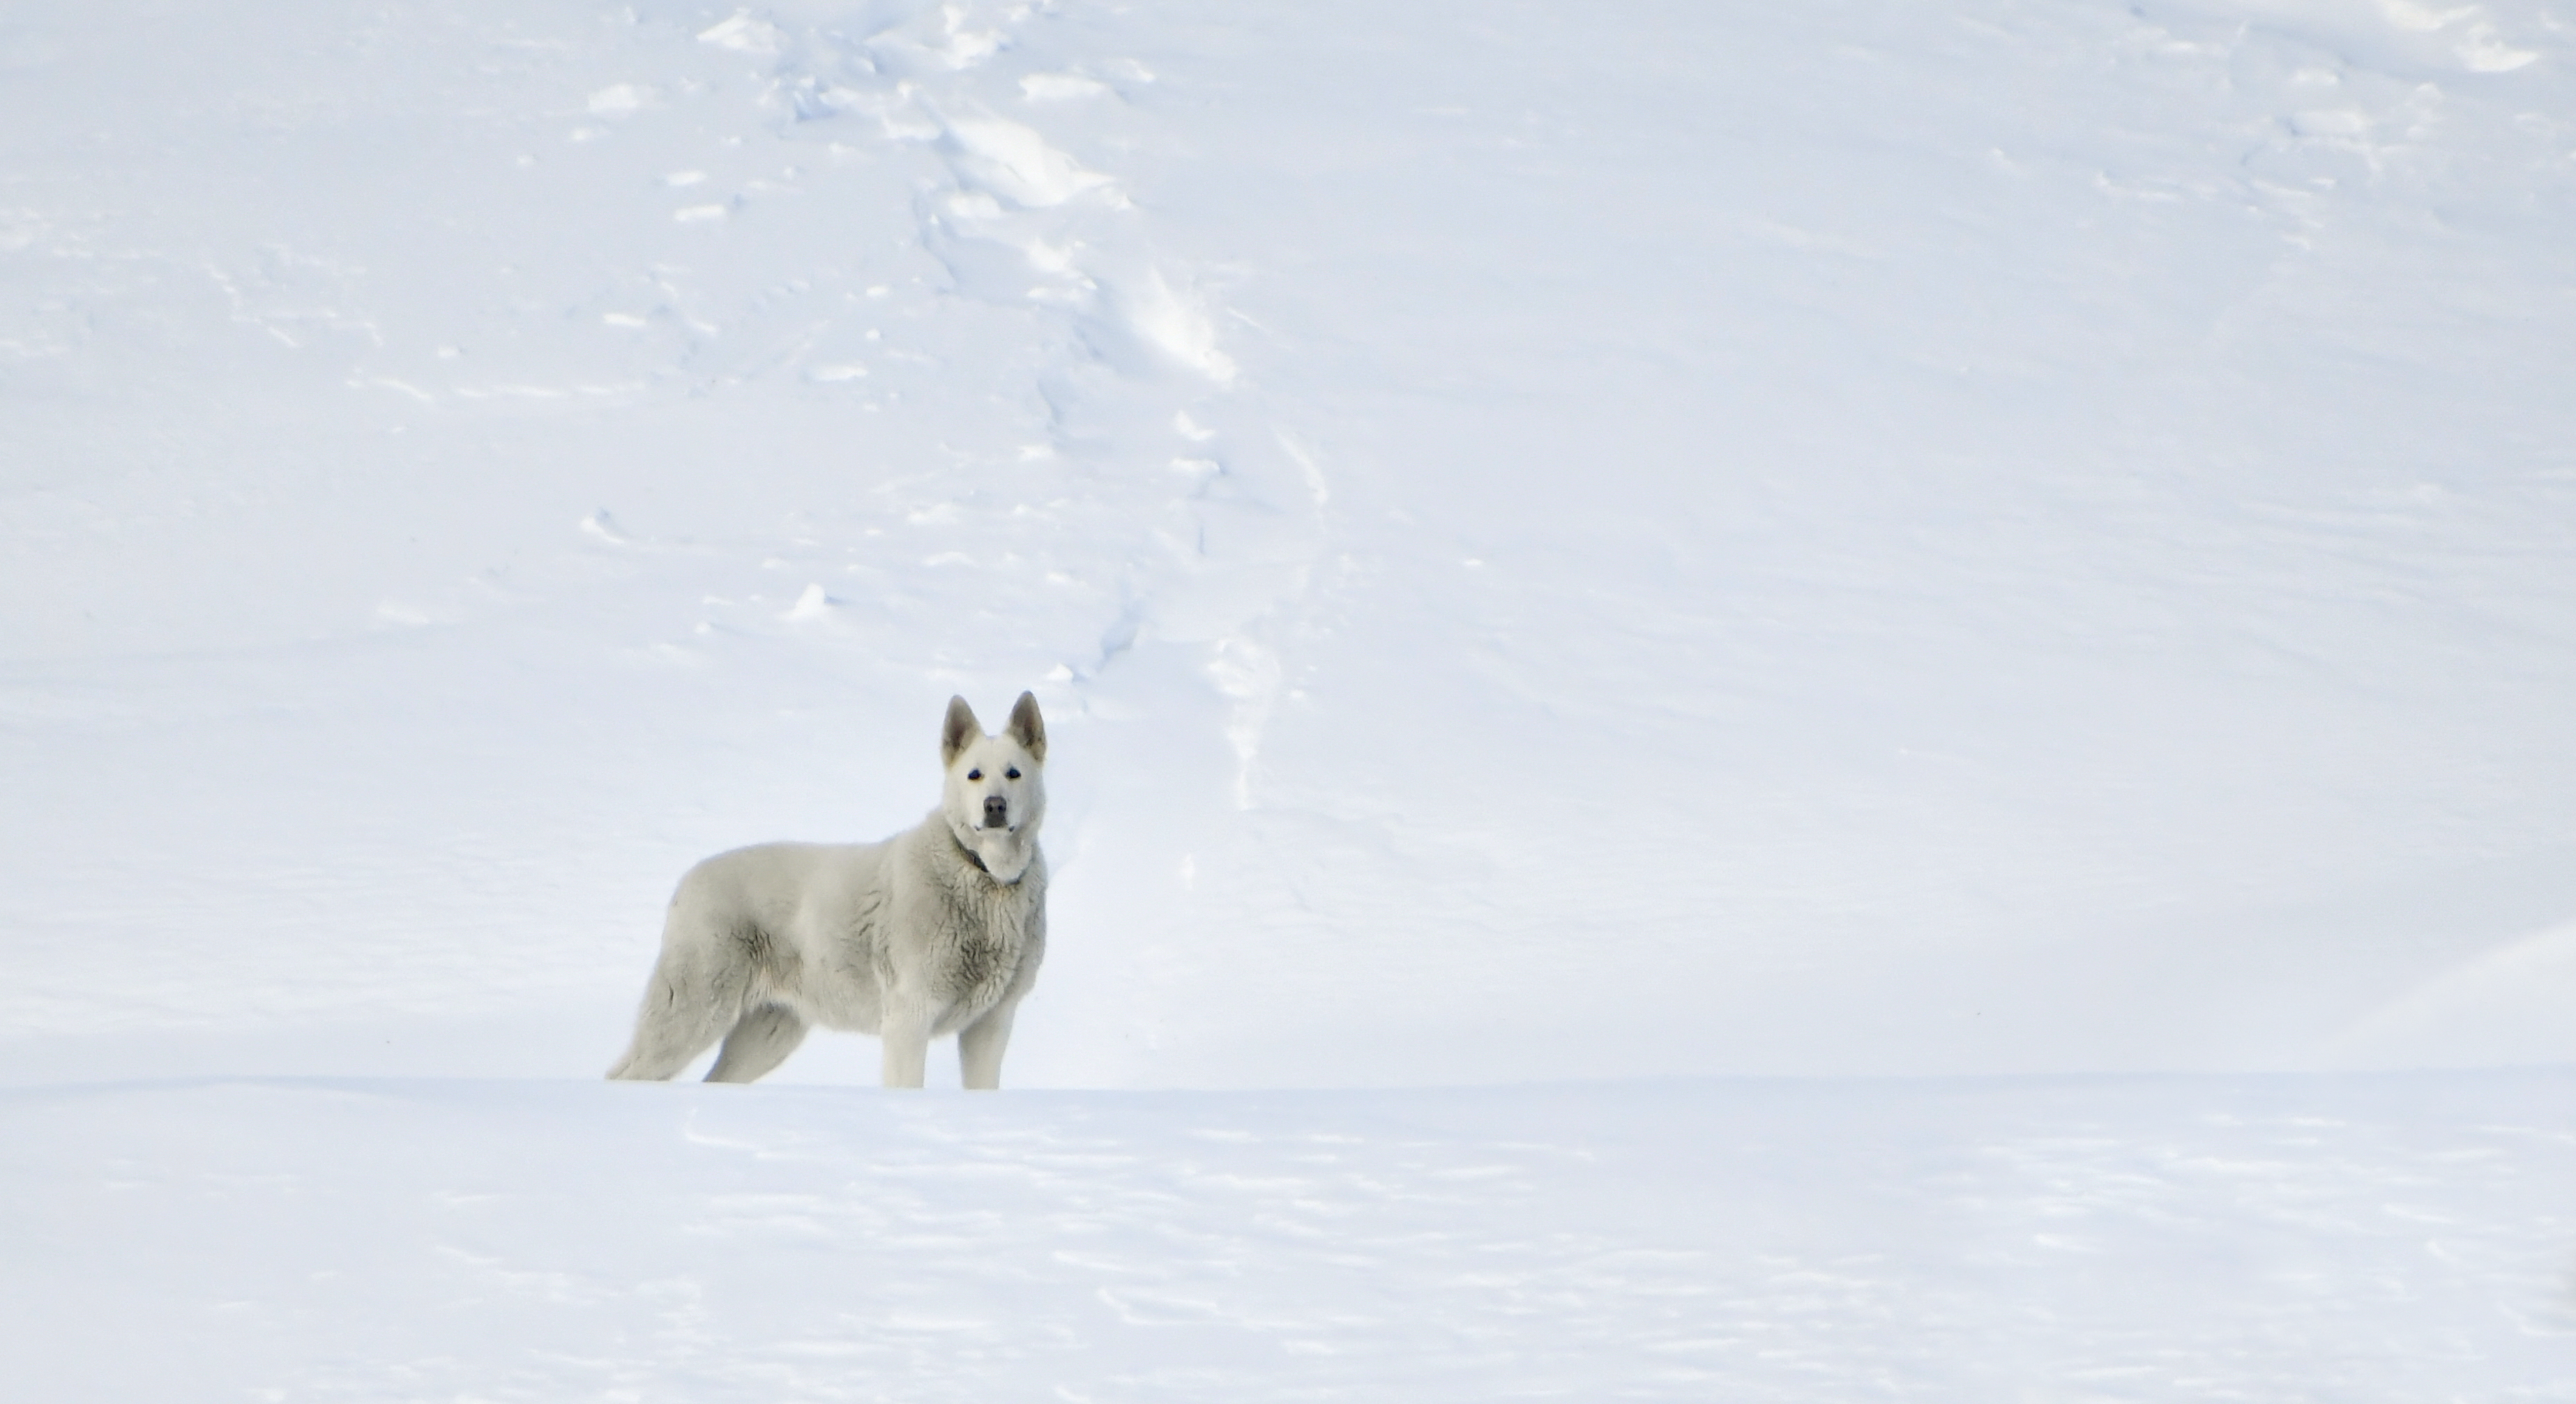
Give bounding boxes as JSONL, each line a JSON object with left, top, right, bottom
{"left": 1006, "top": 768, "right": 1020, "bottom": 780}
{"left": 967, "top": 770, "right": 982, "bottom": 781}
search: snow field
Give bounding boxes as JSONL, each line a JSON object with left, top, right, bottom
{"left": 5, "top": 1, "right": 2576, "bottom": 1396}
{"left": 6, "top": 1071, "right": 2572, "bottom": 1401}
{"left": 7, "top": 0, "right": 2576, "bottom": 1086}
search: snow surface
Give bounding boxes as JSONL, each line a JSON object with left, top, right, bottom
{"left": 8, "top": 0, "right": 2576, "bottom": 1085}
{"left": 8, "top": 1072, "right": 2574, "bottom": 1401}
{"left": 5, "top": 0, "right": 2576, "bottom": 1395}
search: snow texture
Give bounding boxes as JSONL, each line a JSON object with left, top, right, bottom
{"left": 8, "top": 1073, "right": 2573, "bottom": 1401}
{"left": 3, "top": 0, "right": 2574, "bottom": 1395}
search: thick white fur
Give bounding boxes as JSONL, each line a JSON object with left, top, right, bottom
{"left": 607, "top": 692, "right": 1049, "bottom": 1089}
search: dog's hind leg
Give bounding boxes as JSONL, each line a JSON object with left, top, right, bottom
{"left": 606, "top": 923, "right": 754, "bottom": 1081}
{"left": 705, "top": 1003, "right": 808, "bottom": 1083}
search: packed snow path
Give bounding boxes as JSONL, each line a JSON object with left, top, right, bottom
{"left": 6, "top": 1073, "right": 2572, "bottom": 1401}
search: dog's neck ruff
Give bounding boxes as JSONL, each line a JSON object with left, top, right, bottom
{"left": 949, "top": 823, "right": 1031, "bottom": 885}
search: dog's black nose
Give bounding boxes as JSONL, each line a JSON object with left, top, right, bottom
{"left": 983, "top": 795, "right": 1008, "bottom": 827}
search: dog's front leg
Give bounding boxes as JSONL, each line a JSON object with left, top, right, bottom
{"left": 957, "top": 999, "right": 1017, "bottom": 1091}
{"left": 879, "top": 1004, "right": 934, "bottom": 1089}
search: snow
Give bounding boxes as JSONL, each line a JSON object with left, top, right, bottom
{"left": 10, "top": 1072, "right": 2573, "bottom": 1401}
{"left": 3, "top": 0, "right": 2575, "bottom": 1395}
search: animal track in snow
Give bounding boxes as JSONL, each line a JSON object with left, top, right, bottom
{"left": 2379, "top": 0, "right": 2537, "bottom": 72}
{"left": 1020, "top": 72, "right": 1112, "bottom": 102}
{"left": 697, "top": 14, "right": 787, "bottom": 57}
{"left": 782, "top": 583, "right": 838, "bottom": 620}
{"left": 1115, "top": 268, "right": 1237, "bottom": 386}
{"left": 586, "top": 84, "right": 658, "bottom": 116}
{"left": 865, "top": 4, "right": 1005, "bottom": 75}
{"left": 944, "top": 116, "right": 1117, "bottom": 208}
{"left": 679, "top": 1, "right": 1331, "bottom": 800}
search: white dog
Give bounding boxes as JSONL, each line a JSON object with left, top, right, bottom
{"left": 607, "top": 692, "right": 1049, "bottom": 1088}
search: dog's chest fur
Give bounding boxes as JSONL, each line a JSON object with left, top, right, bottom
{"left": 898, "top": 838, "right": 1046, "bottom": 1023}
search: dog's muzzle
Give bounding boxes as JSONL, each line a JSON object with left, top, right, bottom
{"left": 982, "top": 795, "right": 1008, "bottom": 829}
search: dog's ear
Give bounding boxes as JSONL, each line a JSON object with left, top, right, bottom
{"left": 941, "top": 696, "right": 980, "bottom": 766}
{"left": 1006, "top": 690, "right": 1046, "bottom": 763}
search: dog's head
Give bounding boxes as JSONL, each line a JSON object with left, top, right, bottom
{"left": 939, "top": 691, "right": 1047, "bottom": 883}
